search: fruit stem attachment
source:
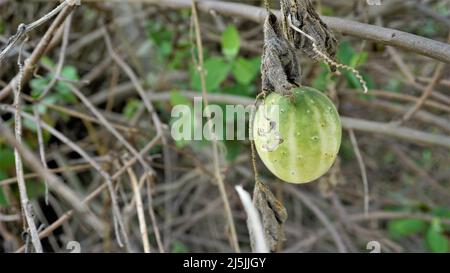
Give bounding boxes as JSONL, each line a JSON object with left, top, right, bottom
{"left": 287, "top": 15, "right": 368, "bottom": 93}
{"left": 250, "top": 91, "right": 267, "bottom": 184}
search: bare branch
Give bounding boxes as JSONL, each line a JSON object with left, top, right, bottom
{"left": 34, "top": 12, "right": 73, "bottom": 101}
{"left": 0, "top": 0, "right": 70, "bottom": 63}
{"left": 0, "top": 118, "right": 105, "bottom": 237}
{"left": 0, "top": 3, "right": 77, "bottom": 101}
{"left": 12, "top": 52, "right": 43, "bottom": 251}
{"left": 33, "top": 106, "right": 49, "bottom": 205}
{"left": 348, "top": 130, "right": 369, "bottom": 217}
{"left": 14, "top": 135, "right": 162, "bottom": 253}
{"left": 126, "top": 166, "right": 151, "bottom": 253}
{"left": 147, "top": 0, "right": 450, "bottom": 63}
{"left": 287, "top": 186, "right": 347, "bottom": 253}
{"left": 399, "top": 62, "right": 447, "bottom": 124}
{"left": 191, "top": 0, "right": 240, "bottom": 252}
{"left": 96, "top": 90, "right": 450, "bottom": 149}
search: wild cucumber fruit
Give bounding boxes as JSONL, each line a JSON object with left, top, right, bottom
{"left": 253, "top": 87, "right": 342, "bottom": 183}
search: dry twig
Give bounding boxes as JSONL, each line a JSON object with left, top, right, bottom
{"left": 348, "top": 129, "right": 369, "bottom": 217}
{"left": 191, "top": 0, "right": 240, "bottom": 252}
{"left": 0, "top": 3, "right": 77, "bottom": 100}
{"left": 126, "top": 166, "right": 151, "bottom": 253}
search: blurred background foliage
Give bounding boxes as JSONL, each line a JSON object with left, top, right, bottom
{"left": 0, "top": 0, "right": 449, "bottom": 253}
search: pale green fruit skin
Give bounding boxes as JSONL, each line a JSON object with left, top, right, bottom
{"left": 253, "top": 87, "right": 342, "bottom": 184}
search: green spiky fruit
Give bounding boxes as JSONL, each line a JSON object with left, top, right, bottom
{"left": 253, "top": 87, "right": 342, "bottom": 184}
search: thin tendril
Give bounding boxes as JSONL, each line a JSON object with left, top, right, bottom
{"left": 287, "top": 15, "right": 368, "bottom": 93}
{"left": 263, "top": 0, "right": 270, "bottom": 12}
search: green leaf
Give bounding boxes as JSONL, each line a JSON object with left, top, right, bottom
{"left": 343, "top": 71, "right": 361, "bottom": 89}
{"left": 54, "top": 66, "right": 79, "bottom": 103}
{"left": 170, "top": 90, "right": 191, "bottom": 106}
{"left": 421, "top": 149, "right": 432, "bottom": 166}
{"left": 55, "top": 84, "right": 77, "bottom": 103}
{"left": 38, "top": 95, "right": 58, "bottom": 114}
{"left": 221, "top": 84, "right": 256, "bottom": 96}
{"left": 159, "top": 41, "right": 173, "bottom": 58}
{"left": 337, "top": 41, "right": 355, "bottom": 65}
{"left": 30, "top": 66, "right": 79, "bottom": 104}
{"left": 0, "top": 20, "right": 5, "bottom": 35}
{"left": 426, "top": 219, "right": 449, "bottom": 253}
{"left": 432, "top": 207, "right": 450, "bottom": 219}
{"left": 338, "top": 139, "right": 354, "bottom": 161}
{"left": 320, "top": 6, "right": 334, "bottom": 16}
{"left": 419, "top": 21, "right": 437, "bottom": 37}
{"left": 388, "top": 218, "right": 427, "bottom": 238}
{"left": 61, "top": 65, "right": 79, "bottom": 82}
{"left": 147, "top": 22, "right": 174, "bottom": 64}
{"left": 338, "top": 42, "right": 368, "bottom": 67}
{"left": 23, "top": 118, "right": 38, "bottom": 133}
{"left": 343, "top": 71, "right": 374, "bottom": 91}
{"left": 221, "top": 25, "right": 240, "bottom": 59}
{"left": 171, "top": 241, "right": 188, "bottom": 253}
{"left": 0, "top": 189, "right": 7, "bottom": 207}
{"left": 148, "top": 22, "right": 173, "bottom": 46}
{"left": 350, "top": 52, "right": 368, "bottom": 67}
{"left": 231, "top": 57, "right": 260, "bottom": 85}
{"left": 40, "top": 56, "right": 55, "bottom": 69}
{"left": 191, "top": 57, "right": 231, "bottom": 92}
{"left": 30, "top": 77, "right": 50, "bottom": 98}
{"left": 0, "top": 147, "right": 15, "bottom": 170}
{"left": 26, "top": 180, "right": 45, "bottom": 200}
{"left": 436, "top": 2, "right": 450, "bottom": 16}
{"left": 312, "top": 63, "right": 331, "bottom": 91}
{"left": 122, "top": 98, "right": 142, "bottom": 120}
{"left": 224, "top": 140, "right": 242, "bottom": 162}
{"left": 169, "top": 42, "right": 191, "bottom": 69}
{"left": 0, "top": 171, "right": 8, "bottom": 207}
